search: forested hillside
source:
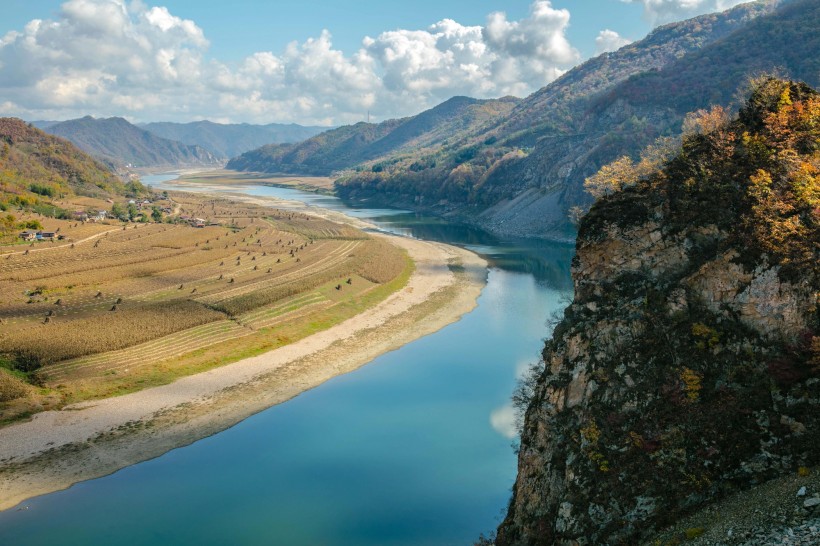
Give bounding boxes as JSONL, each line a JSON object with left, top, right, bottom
{"left": 330, "top": 0, "right": 820, "bottom": 239}
{"left": 46, "top": 116, "right": 220, "bottom": 168}
{"left": 0, "top": 118, "right": 124, "bottom": 197}
{"left": 226, "top": 96, "right": 519, "bottom": 175}
{"left": 0, "top": 118, "right": 138, "bottom": 237}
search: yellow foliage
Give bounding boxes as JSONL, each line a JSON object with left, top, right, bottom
{"left": 682, "top": 105, "right": 730, "bottom": 137}
{"left": 584, "top": 156, "right": 637, "bottom": 198}
{"left": 584, "top": 138, "right": 676, "bottom": 199}
{"left": 580, "top": 420, "right": 601, "bottom": 444}
{"left": 691, "top": 323, "right": 720, "bottom": 348}
{"left": 685, "top": 527, "right": 706, "bottom": 540}
{"left": 680, "top": 367, "right": 703, "bottom": 403}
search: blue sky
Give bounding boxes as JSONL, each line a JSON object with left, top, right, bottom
{"left": 0, "top": 1, "right": 749, "bottom": 124}
{"left": 5, "top": 0, "right": 648, "bottom": 60}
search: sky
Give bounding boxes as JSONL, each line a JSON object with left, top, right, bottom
{"left": 0, "top": 0, "right": 752, "bottom": 125}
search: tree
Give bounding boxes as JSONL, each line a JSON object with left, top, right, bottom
{"left": 584, "top": 138, "right": 677, "bottom": 199}
{"left": 151, "top": 206, "right": 163, "bottom": 222}
{"left": 111, "top": 202, "right": 125, "bottom": 220}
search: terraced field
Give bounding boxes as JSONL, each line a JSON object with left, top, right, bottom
{"left": 0, "top": 192, "right": 410, "bottom": 418}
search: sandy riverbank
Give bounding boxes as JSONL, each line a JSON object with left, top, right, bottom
{"left": 0, "top": 193, "right": 487, "bottom": 511}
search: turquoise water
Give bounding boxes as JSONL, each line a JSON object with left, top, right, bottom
{"left": 0, "top": 176, "right": 573, "bottom": 545}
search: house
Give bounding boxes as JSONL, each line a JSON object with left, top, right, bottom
{"left": 96, "top": 211, "right": 107, "bottom": 221}
{"left": 38, "top": 231, "right": 57, "bottom": 240}
{"left": 19, "top": 230, "right": 37, "bottom": 241}
{"left": 192, "top": 218, "right": 206, "bottom": 228}
{"left": 73, "top": 211, "right": 89, "bottom": 221}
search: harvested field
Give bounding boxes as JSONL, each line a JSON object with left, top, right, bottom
{"left": 0, "top": 192, "right": 411, "bottom": 421}
{"left": 176, "top": 170, "right": 336, "bottom": 192}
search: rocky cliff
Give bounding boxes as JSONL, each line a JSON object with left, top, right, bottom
{"left": 496, "top": 79, "right": 819, "bottom": 544}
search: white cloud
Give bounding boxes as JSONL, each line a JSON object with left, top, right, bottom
{"left": 621, "top": 0, "right": 748, "bottom": 26}
{"left": 595, "top": 29, "right": 632, "bottom": 54}
{"left": 490, "top": 403, "right": 518, "bottom": 439}
{"left": 0, "top": 0, "right": 583, "bottom": 124}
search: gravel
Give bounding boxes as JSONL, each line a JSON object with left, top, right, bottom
{"left": 647, "top": 468, "right": 820, "bottom": 545}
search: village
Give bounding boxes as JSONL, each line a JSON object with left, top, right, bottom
{"left": 18, "top": 195, "right": 215, "bottom": 242}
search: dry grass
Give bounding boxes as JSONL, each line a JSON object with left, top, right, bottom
{"left": 0, "top": 368, "right": 33, "bottom": 402}
{"left": 354, "top": 238, "right": 411, "bottom": 284}
{"left": 0, "top": 300, "right": 224, "bottom": 364}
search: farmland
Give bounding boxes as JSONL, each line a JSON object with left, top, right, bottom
{"left": 0, "top": 192, "right": 411, "bottom": 423}
{"left": 174, "top": 169, "right": 336, "bottom": 192}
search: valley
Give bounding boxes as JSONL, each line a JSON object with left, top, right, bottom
{"left": 0, "top": 1, "right": 817, "bottom": 544}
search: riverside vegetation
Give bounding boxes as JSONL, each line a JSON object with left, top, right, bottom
{"left": 495, "top": 79, "right": 819, "bottom": 544}
{"left": 0, "top": 119, "right": 411, "bottom": 425}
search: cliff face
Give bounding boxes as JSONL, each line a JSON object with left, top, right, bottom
{"left": 496, "top": 80, "right": 819, "bottom": 545}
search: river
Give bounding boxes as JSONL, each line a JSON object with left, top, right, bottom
{"left": 0, "top": 174, "right": 574, "bottom": 545}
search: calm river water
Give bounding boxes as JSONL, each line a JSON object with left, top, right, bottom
{"left": 0, "top": 174, "right": 574, "bottom": 545}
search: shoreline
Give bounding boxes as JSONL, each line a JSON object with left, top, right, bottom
{"left": 0, "top": 189, "right": 488, "bottom": 512}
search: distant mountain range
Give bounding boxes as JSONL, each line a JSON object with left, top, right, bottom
{"left": 227, "top": 0, "right": 820, "bottom": 240}
{"left": 139, "top": 121, "right": 329, "bottom": 159}
{"left": 33, "top": 118, "right": 329, "bottom": 169}
{"left": 44, "top": 116, "right": 220, "bottom": 169}
{"left": 226, "top": 96, "right": 519, "bottom": 175}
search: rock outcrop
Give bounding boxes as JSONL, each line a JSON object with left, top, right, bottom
{"left": 496, "top": 80, "right": 819, "bottom": 545}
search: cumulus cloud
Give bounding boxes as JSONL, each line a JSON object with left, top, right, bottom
{"left": 490, "top": 403, "right": 518, "bottom": 439}
{"left": 0, "top": 0, "right": 582, "bottom": 124}
{"left": 595, "top": 29, "right": 632, "bottom": 54}
{"left": 621, "top": 0, "right": 748, "bottom": 26}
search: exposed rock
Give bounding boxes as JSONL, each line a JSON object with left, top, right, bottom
{"left": 496, "top": 80, "right": 819, "bottom": 545}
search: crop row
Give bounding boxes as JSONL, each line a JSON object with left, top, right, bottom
{"left": 0, "top": 299, "right": 224, "bottom": 364}
{"left": 201, "top": 240, "right": 360, "bottom": 313}
{"left": 45, "top": 320, "right": 251, "bottom": 380}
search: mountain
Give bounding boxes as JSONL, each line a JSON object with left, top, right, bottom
{"left": 330, "top": 0, "right": 820, "bottom": 240}
{"left": 496, "top": 79, "right": 819, "bottom": 544}
{"left": 226, "top": 95, "right": 520, "bottom": 175}
{"left": 45, "top": 116, "right": 220, "bottom": 168}
{"left": 29, "top": 120, "right": 60, "bottom": 131}
{"left": 0, "top": 117, "right": 124, "bottom": 199}
{"left": 140, "top": 120, "right": 329, "bottom": 159}
{"left": 0, "top": 117, "right": 133, "bottom": 238}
